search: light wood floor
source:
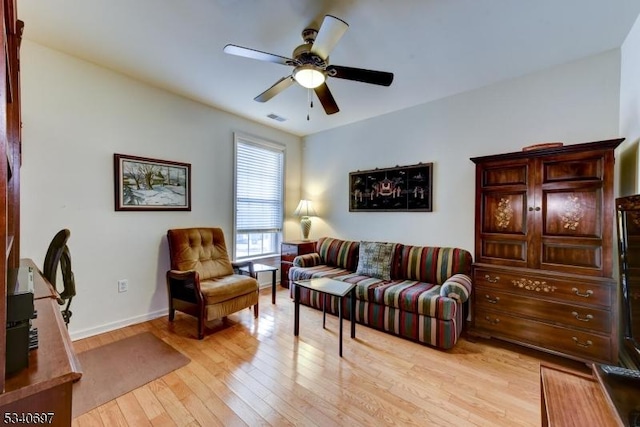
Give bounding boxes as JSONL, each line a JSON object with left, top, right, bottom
{"left": 71, "top": 287, "right": 587, "bottom": 426}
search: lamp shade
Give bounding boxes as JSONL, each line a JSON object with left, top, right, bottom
{"left": 293, "top": 199, "right": 317, "bottom": 217}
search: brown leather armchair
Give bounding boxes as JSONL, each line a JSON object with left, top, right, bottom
{"left": 166, "top": 227, "right": 259, "bottom": 339}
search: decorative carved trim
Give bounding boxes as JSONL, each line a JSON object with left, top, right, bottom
{"left": 630, "top": 212, "right": 640, "bottom": 226}
{"left": 495, "top": 198, "right": 513, "bottom": 229}
{"left": 561, "top": 195, "right": 583, "bottom": 231}
{"left": 512, "top": 278, "right": 557, "bottom": 293}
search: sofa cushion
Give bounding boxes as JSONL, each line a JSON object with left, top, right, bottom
{"left": 316, "top": 237, "right": 360, "bottom": 270}
{"left": 393, "top": 245, "right": 472, "bottom": 285}
{"left": 355, "top": 241, "right": 395, "bottom": 280}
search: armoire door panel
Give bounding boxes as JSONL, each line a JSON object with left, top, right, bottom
{"left": 542, "top": 190, "right": 601, "bottom": 237}
{"left": 481, "top": 164, "right": 528, "bottom": 187}
{"left": 481, "top": 239, "right": 527, "bottom": 263}
{"left": 542, "top": 156, "right": 603, "bottom": 183}
{"left": 541, "top": 243, "right": 602, "bottom": 270}
{"left": 481, "top": 192, "right": 527, "bottom": 234}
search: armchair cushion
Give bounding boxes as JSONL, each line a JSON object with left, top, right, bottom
{"left": 167, "top": 228, "right": 234, "bottom": 279}
{"left": 201, "top": 274, "right": 258, "bottom": 304}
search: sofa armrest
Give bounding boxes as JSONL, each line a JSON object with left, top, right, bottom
{"left": 293, "top": 253, "right": 322, "bottom": 267}
{"left": 440, "top": 273, "right": 472, "bottom": 303}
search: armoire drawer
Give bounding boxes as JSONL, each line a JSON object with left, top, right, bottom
{"left": 476, "top": 286, "right": 611, "bottom": 333}
{"left": 474, "top": 267, "right": 612, "bottom": 307}
{"left": 475, "top": 308, "right": 613, "bottom": 363}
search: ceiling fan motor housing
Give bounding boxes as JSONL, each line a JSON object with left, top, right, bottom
{"left": 292, "top": 43, "right": 326, "bottom": 68}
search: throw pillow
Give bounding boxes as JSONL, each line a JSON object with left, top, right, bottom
{"left": 355, "top": 241, "right": 395, "bottom": 280}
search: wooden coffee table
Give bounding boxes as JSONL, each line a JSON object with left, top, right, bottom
{"left": 293, "top": 277, "right": 356, "bottom": 357}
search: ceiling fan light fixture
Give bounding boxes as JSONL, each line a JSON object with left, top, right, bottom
{"left": 293, "top": 65, "right": 325, "bottom": 89}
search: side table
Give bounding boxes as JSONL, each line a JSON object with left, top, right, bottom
{"left": 240, "top": 263, "right": 278, "bottom": 304}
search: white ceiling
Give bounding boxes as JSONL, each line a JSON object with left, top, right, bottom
{"left": 18, "top": 1, "right": 640, "bottom": 137}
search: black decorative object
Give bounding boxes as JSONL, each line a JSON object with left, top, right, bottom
{"left": 349, "top": 163, "right": 433, "bottom": 212}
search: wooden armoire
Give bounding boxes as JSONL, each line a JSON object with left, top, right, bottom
{"left": 0, "top": 0, "right": 22, "bottom": 391}
{"left": 470, "top": 138, "right": 623, "bottom": 364}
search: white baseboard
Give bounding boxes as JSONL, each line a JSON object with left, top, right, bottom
{"left": 69, "top": 309, "right": 168, "bottom": 341}
{"left": 70, "top": 285, "right": 277, "bottom": 341}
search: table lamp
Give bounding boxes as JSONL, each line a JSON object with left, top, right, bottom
{"left": 293, "top": 199, "right": 317, "bottom": 240}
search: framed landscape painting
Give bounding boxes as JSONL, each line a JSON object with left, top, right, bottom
{"left": 114, "top": 154, "right": 191, "bottom": 211}
{"left": 349, "top": 162, "right": 433, "bottom": 212}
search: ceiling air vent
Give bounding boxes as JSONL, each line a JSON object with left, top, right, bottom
{"left": 267, "top": 113, "right": 287, "bottom": 122}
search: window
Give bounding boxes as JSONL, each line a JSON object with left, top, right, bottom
{"left": 234, "top": 134, "right": 284, "bottom": 260}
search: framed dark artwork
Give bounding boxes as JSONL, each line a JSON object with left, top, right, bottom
{"left": 114, "top": 154, "right": 191, "bottom": 211}
{"left": 349, "top": 163, "right": 433, "bottom": 212}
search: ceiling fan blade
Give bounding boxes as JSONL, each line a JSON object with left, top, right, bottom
{"left": 314, "top": 83, "right": 339, "bottom": 115}
{"left": 223, "top": 44, "right": 293, "bottom": 66}
{"left": 327, "top": 65, "right": 394, "bottom": 86}
{"left": 310, "top": 15, "right": 349, "bottom": 59}
{"left": 254, "top": 76, "right": 295, "bottom": 102}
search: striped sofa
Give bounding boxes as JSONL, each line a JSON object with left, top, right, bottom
{"left": 289, "top": 237, "right": 473, "bottom": 349}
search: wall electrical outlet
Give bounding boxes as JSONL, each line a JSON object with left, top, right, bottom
{"left": 118, "top": 279, "right": 129, "bottom": 293}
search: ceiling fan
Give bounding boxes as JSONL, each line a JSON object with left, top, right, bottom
{"left": 223, "top": 15, "right": 394, "bottom": 117}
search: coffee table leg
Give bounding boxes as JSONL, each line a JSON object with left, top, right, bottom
{"left": 294, "top": 284, "right": 300, "bottom": 336}
{"left": 322, "top": 293, "right": 327, "bottom": 329}
{"left": 271, "top": 270, "right": 276, "bottom": 304}
{"left": 339, "top": 296, "right": 343, "bottom": 357}
{"left": 350, "top": 288, "right": 356, "bottom": 339}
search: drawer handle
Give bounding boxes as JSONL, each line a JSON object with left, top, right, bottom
{"left": 484, "top": 316, "right": 500, "bottom": 325}
{"left": 571, "top": 311, "right": 594, "bottom": 322}
{"left": 571, "top": 287, "right": 593, "bottom": 298}
{"left": 572, "top": 337, "right": 593, "bottom": 348}
{"left": 485, "top": 295, "right": 500, "bottom": 304}
{"left": 484, "top": 275, "right": 500, "bottom": 283}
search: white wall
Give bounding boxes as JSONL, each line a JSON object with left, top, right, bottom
{"left": 20, "top": 41, "right": 302, "bottom": 339}
{"left": 620, "top": 13, "right": 640, "bottom": 195}
{"left": 302, "top": 50, "right": 622, "bottom": 252}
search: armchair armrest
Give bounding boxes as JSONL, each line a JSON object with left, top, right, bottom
{"left": 293, "top": 253, "right": 322, "bottom": 267}
{"left": 166, "top": 269, "right": 203, "bottom": 305}
{"left": 232, "top": 260, "right": 255, "bottom": 276}
{"left": 439, "top": 273, "right": 472, "bottom": 303}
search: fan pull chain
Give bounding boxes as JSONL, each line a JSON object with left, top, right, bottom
{"left": 307, "top": 89, "right": 312, "bottom": 120}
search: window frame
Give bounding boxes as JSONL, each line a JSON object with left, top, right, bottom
{"left": 233, "top": 132, "right": 285, "bottom": 261}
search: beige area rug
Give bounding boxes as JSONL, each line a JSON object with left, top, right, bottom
{"left": 72, "top": 332, "right": 190, "bottom": 418}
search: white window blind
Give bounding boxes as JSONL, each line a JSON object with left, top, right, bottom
{"left": 234, "top": 135, "right": 284, "bottom": 258}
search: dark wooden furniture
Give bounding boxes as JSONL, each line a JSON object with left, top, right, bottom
{"left": 293, "top": 277, "right": 356, "bottom": 357}
{"left": 0, "top": 0, "right": 22, "bottom": 392}
{"left": 540, "top": 363, "right": 639, "bottom": 426}
{"left": 0, "top": 259, "right": 82, "bottom": 427}
{"left": 470, "top": 139, "right": 623, "bottom": 364}
{"left": 280, "top": 240, "right": 316, "bottom": 288}
{"left": 615, "top": 195, "right": 640, "bottom": 369}
{"left": 240, "top": 263, "right": 278, "bottom": 304}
